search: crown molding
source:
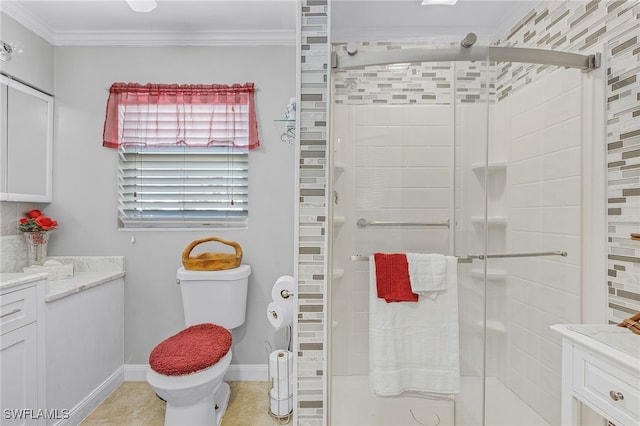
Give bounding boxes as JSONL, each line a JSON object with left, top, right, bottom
{"left": 1, "top": 2, "right": 295, "bottom": 47}
{"left": 1, "top": 1, "right": 57, "bottom": 43}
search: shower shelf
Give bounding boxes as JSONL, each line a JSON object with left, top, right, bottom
{"left": 471, "top": 269, "right": 507, "bottom": 280}
{"left": 476, "top": 320, "right": 506, "bottom": 334}
{"left": 333, "top": 268, "right": 345, "bottom": 279}
{"left": 333, "top": 216, "right": 345, "bottom": 226}
{"left": 471, "top": 161, "right": 508, "bottom": 171}
{"left": 471, "top": 216, "right": 507, "bottom": 225}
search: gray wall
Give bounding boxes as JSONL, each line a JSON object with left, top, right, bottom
{"left": 48, "top": 45, "right": 296, "bottom": 365}
{"left": 0, "top": 12, "right": 52, "bottom": 270}
{"left": 1, "top": 9, "right": 295, "bottom": 367}
{"left": 0, "top": 13, "right": 54, "bottom": 94}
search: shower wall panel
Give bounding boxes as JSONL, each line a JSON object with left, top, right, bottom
{"left": 331, "top": 104, "right": 454, "bottom": 376}
{"left": 500, "top": 68, "right": 583, "bottom": 426}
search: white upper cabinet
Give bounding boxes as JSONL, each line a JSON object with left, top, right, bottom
{"left": 0, "top": 75, "right": 54, "bottom": 202}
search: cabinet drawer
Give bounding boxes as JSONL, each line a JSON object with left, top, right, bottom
{"left": 574, "top": 347, "right": 639, "bottom": 425}
{"left": 0, "top": 286, "right": 37, "bottom": 335}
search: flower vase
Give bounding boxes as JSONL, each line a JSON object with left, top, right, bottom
{"left": 24, "top": 231, "right": 49, "bottom": 266}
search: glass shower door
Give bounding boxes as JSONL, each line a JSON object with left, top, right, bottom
{"left": 481, "top": 62, "right": 586, "bottom": 426}
{"left": 329, "top": 43, "right": 491, "bottom": 426}
{"left": 329, "top": 100, "right": 460, "bottom": 425}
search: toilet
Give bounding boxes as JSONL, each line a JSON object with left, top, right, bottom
{"left": 146, "top": 265, "right": 251, "bottom": 426}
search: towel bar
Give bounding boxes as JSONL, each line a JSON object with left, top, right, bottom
{"left": 461, "top": 251, "right": 567, "bottom": 261}
{"left": 357, "top": 218, "right": 450, "bottom": 228}
{"left": 350, "top": 251, "right": 567, "bottom": 262}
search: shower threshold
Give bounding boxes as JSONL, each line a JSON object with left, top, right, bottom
{"left": 330, "top": 375, "right": 549, "bottom": 426}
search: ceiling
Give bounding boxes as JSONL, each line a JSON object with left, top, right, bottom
{"left": 0, "top": 0, "right": 539, "bottom": 46}
{"left": 331, "top": 0, "right": 538, "bottom": 43}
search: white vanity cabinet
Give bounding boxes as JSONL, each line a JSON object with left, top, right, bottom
{"left": 0, "top": 276, "right": 47, "bottom": 426}
{"left": 552, "top": 324, "right": 640, "bottom": 426}
{"left": 0, "top": 75, "right": 54, "bottom": 202}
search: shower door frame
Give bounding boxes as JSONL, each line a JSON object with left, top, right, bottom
{"left": 332, "top": 44, "right": 600, "bottom": 72}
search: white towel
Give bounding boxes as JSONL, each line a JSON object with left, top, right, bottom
{"left": 369, "top": 256, "right": 460, "bottom": 396}
{"left": 407, "top": 253, "right": 446, "bottom": 299}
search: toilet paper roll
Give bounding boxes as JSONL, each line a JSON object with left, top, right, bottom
{"left": 270, "top": 386, "right": 293, "bottom": 400}
{"left": 271, "top": 372, "right": 293, "bottom": 398}
{"left": 269, "top": 394, "right": 293, "bottom": 417}
{"left": 268, "top": 350, "right": 293, "bottom": 380}
{"left": 271, "top": 381, "right": 293, "bottom": 398}
{"left": 271, "top": 275, "right": 295, "bottom": 303}
{"left": 267, "top": 301, "right": 293, "bottom": 330}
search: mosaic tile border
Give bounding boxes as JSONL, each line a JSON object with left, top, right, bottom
{"left": 297, "top": 0, "right": 329, "bottom": 424}
{"left": 605, "top": 22, "right": 640, "bottom": 323}
{"left": 497, "top": 1, "right": 639, "bottom": 100}
{"left": 332, "top": 41, "right": 495, "bottom": 105}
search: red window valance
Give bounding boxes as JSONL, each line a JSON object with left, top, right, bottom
{"left": 103, "top": 82, "right": 259, "bottom": 149}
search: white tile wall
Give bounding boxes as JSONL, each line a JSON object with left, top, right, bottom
{"left": 331, "top": 104, "right": 454, "bottom": 376}
{"left": 501, "top": 68, "right": 584, "bottom": 425}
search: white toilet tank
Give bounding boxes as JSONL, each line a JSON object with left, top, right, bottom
{"left": 176, "top": 265, "right": 251, "bottom": 329}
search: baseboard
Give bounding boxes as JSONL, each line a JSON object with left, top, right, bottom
{"left": 226, "top": 364, "right": 268, "bottom": 382}
{"left": 124, "top": 363, "right": 268, "bottom": 382}
{"left": 123, "top": 364, "right": 149, "bottom": 381}
{"left": 57, "top": 366, "right": 124, "bottom": 426}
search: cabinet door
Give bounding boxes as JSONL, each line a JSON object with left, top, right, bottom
{"left": 0, "top": 322, "right": 39, "bottom": 426}
{"left": 0, "top": 75, "right": 53, "bottom": 202}
{"left": 0, "top": 80, "right": 7, "bottom": 197}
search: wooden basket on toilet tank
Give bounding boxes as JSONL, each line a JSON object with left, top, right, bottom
{"left": 182, "top": 237, "right": 243, "bottom": 271}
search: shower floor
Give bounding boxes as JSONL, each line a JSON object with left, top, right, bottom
{"left": 330, "top": 375, "right": 549, "bottom": 426}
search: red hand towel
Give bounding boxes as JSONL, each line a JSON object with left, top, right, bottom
{"left": 373, "top": 253, "right": 419, "bottom": 303}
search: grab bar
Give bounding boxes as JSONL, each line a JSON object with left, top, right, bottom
{"left": 350, "top": 251, "right": 567, "bottom": 263}
{"left": 357, "top": 218, "right": 450, "bottom": 229}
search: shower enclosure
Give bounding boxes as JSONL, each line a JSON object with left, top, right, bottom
{"left": 328, "top": 39, "right": 600, "bottom": 426}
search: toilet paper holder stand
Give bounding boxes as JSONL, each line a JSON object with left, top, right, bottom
{"left": 268, "top": 289, "right": 294, "bottom": 321}
{"left": 280, "top": 289, "right": 294, "bottom": 299}
{"left": 264, "top": 341, "right": 293, "bottom": 423}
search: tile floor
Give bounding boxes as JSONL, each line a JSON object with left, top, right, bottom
{"left": 80, "top": 381, "right": 286, "bottom": 425}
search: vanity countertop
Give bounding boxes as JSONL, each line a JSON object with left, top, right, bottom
{"left": 0, "top": 256, "right": 125, "bottom": 302}
{"left": 0, "top": 271, "right": 49, "bottom": 292}
{"left": 46, "top": 271, "right": 125, "bottom": 302}
{"left": 552, "top": 324, "right": 640, "bottom": 372}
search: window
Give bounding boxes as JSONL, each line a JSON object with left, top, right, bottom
{"left": 103, "top": 83, "right": 258, "bottom": 229}
{"left": 118, "top": 145, "right": 248, "bottom": 228}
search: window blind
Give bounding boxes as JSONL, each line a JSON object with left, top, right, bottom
{"left": 108, "top": 83, "right": 257, "bottom": 229}
{"left": 118, "top": 146, "right": 248, "bottom": 228}
{"left": 116, "top": 101, "right": 250, "bottom": 229}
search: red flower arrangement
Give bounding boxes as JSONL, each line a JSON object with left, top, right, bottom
{"left": 18, "top": 209, "right": 59, "bottom": 232}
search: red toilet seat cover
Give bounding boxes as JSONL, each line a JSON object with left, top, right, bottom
{"left": 149, "top": 323, "right": 232, "bottom": 376}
